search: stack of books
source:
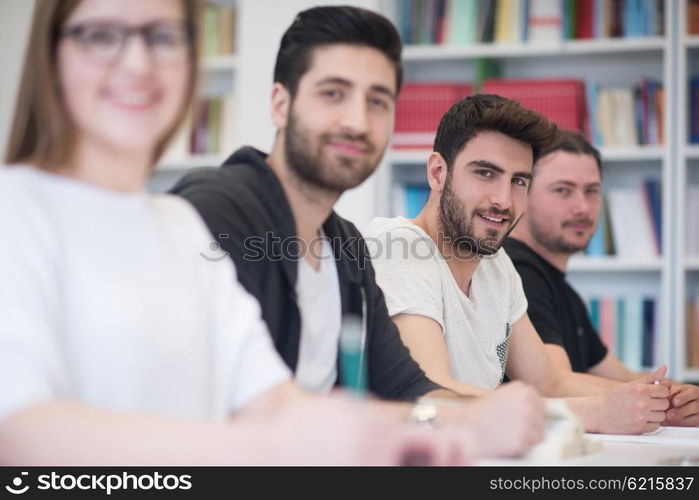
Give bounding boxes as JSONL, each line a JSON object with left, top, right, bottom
{"left": 482, "top": 78, "right": 588, "bottom": 133}
{"left": 395, "top": 0, "right": 664, "bottom": 46}
{"left": 201, "top": 3, "right": 236, "bottom": 57}
{"left": 587, "top": 295, "right": 659, "bottom": 371}
{"left": 588, "top": 79, "right": 664, "bottom": 147}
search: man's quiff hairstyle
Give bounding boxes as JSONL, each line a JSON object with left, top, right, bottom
{"left": 434, "top": 94, "right": 561, "bottom": 171}
{"left": 273, "top": 5, "right": 403, "bottom": 97}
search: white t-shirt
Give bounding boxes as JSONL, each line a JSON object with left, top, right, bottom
{"left": 0, "top": 166, "right": 290, "bottom": 422}
{"left": 366, "top": 216, "right": 528, "bottom": 390}
{"left": 294, "top": 235, "right": 342, "bottom": 392}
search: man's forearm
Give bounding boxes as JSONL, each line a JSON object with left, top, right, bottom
{"left": 554, "top": 396, "right": 603, "bottom": 433}
{"left": 0, "top": 402, "right": 267, "bottom": 466}
{"left": 546, "top": 371, "right": 619, "bottom": 398}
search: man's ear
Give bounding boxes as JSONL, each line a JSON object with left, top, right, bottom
{"left": 271, "top": 83, "right": 291, "bottom": 129}
{"left": 427, "top": 152, "right": 448, "bottom": 193}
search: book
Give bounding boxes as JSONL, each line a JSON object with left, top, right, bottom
{"left": 641, "top": 297, "right": 656, "bottom": 368}
{"left": 482, "top": 78, "right": 587, "bottom": 132}
{"left": 615, "top": 296, "right": 625, "bottom": 360}
{"left": 589, "top": 297, "right": 601, "bottom": 331}
{"left": 606, "top": 187, "right": 657, "bottom": 260}
{"left": 686, "top": 185, "right": 699, "bottom": 256}
{"left": 393, "top": 83, "right": 472, "bottom": 149}
{"left": 688, "top": 301, "right": 699, "bottom": 368}
{"left": 690, "top": 0, "right": 699, "bottom": 35}
{"left": 691, "top": 77, "right": 699, "bottom": 144}
{"left": 528, "top": 0, "right": 562, "bottom": 44}
{"left": 446, "top": 0, "right": 478, "bottom": 46}
{"left": 404, "top": 185, "right": 432, "bottom": 218}
{"left": 585, "top": 192, "right": 608, "bottom": 256}
{"left": 577, "top": 0, "right": 594, "bottom": 39}
{"left": 642, "top": 178, "right": 662, "bottom": 255}
{"left": 623, "top": 296, "right": 643, "bottom": 371}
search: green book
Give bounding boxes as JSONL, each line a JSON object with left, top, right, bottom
{"left": 448, "top": 0, "right": 479, "bottom": 45}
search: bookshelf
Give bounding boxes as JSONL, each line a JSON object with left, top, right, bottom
{"left": 402, "top": 37, "right": 666, "bottom": 61}
{"left": 677, "top": 0, "right": 699, "bottom": 382}
{"left": 568, "top": 257, "right": 664, "bottom": 273}
{"left": 379, "top": 0, "right": 679, "bottom": 379}
{"left": 155, "top": 0, "right": 238, "bottom": 174}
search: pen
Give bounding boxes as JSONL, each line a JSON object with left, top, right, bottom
{"left": 339, "top": 284, "right": 368, "bottom": 395}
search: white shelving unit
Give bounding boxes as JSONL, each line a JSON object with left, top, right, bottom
{"left": 402, "top": 37, "right": 666, "bottom": 61}
{"left": 153, "top": 0, "right": 238, "bottom": 179}
{"left": 568, "top": 257, "right": 664, "bottom": 273}
{"left": 380, "top": 0, "right": 680, "bottom": 378}
{"left": 677, "top": 1, "right": 699, "bottom": 382}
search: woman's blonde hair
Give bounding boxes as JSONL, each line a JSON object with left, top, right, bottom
{"left": 4, "top": 0, "right": 200, "bottom": 168}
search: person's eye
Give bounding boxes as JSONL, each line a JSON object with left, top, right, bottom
{"left": 368, "top": 96, "right": 390, "bottom": 110}
{"left": 81, "top": 26, "right": 121, "bottom": 47}
{"left": 554, "top": 187, "right": 571, "bottom": 195}
{"left": 513, "top": 177, "right": 529, "bottom": 188}
{"left": 586, "top": 188, "right": 600, "bottom": 197}
{"left": 148, "top": 27, "right": 184, "bottom": 47}
{"left": 475, "top": 169, "right": 493, "bottom": 178}
{"left": 321, "top": 89, "right": 343, "bottom": 101}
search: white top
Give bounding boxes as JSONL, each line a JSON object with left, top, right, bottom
{"left": 0, "top": 166, "right": 290, "bottom": 422}
{"left": 294, "top": 235, "right": 342, "bottom": 392}
{"left": 366, "top": 217, "right": 528, "bottom": 389}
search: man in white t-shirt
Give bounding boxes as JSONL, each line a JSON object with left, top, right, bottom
{"left": 367, "top": 94, "right": 672, "bottom": 435}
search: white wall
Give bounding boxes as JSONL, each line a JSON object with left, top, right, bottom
{"left": 0, "top": 0, "right": 35, "bottom": 160}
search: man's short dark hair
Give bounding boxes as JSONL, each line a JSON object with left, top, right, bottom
{"left": 537, "top": 129, "right": 603, "bottom": 175}
{"left": 433, "top": 94, "right": 561, "bottom": 172}
{"left": 273, "top": 5, "right": 403, "bottom": 97}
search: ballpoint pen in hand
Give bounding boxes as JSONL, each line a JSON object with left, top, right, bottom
{"left": 339, "top": 285, "right": 368, "bottom": 396}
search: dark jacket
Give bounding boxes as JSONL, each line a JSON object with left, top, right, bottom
{"left": 171, "top": 146, "right": 441, "bottom": 401}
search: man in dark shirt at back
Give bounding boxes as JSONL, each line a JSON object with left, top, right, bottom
{"left": 505, "top": 130, "right": 699, "bottom": 427}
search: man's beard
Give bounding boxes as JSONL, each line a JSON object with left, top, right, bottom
{"left": 284, "top": 107, "right": 380, "bottom": 195}
{"left": 528, "top": 215, "right": 594, "bottom": 255}
{"left": 438, "top": 173, "right": 519, "bottom": 257}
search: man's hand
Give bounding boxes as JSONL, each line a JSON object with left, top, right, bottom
{"left": 263, "top": 393, "right": 469, "bottom": 466}
{"left": 596, "top": 366, "right": 670, "bottom": 434}
{"left": 664, "top": 383, "right": 699, "bottom": 427}
{"left": 437, "top": 381, "right": 546, "bottom": 458}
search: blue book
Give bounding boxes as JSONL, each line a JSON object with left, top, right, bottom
{"left": 593, "top": 0, "right": 602, "bottom": 38}
{"left": 586, "top": 193, "right": 607, "bottom": 256}
{"left": 586, "top": 80, "right": 603, "bottom": 146}
{"left": 642, "top": 178, "right": 662, "bottom": 255}
{"left": 397, "top": 0, "right": 413, "bottom": 45}
{"left": 643, "top": 0, "right": 654, "bottom": 36}
{"left": 404, "top": 185, "right": 431, "bottom": 218}
{"left": 691, "top": 77, "right": 699, "bottom": 144}
{"left": 641, "top": 297, "right": 656, "bottom": 367}
{"left": 589, "top": 297, "right": 601, "bottom": 332}
{"left": 521, "top": 0, "right": 530, "bottom": 42}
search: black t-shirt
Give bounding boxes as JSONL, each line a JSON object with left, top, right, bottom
{"left": 503, "top": 238, "right": 607, "bottom": 373}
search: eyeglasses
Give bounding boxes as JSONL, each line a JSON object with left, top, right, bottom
{"left": 61, "top": 21, "right": 192, "bottom": 66}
